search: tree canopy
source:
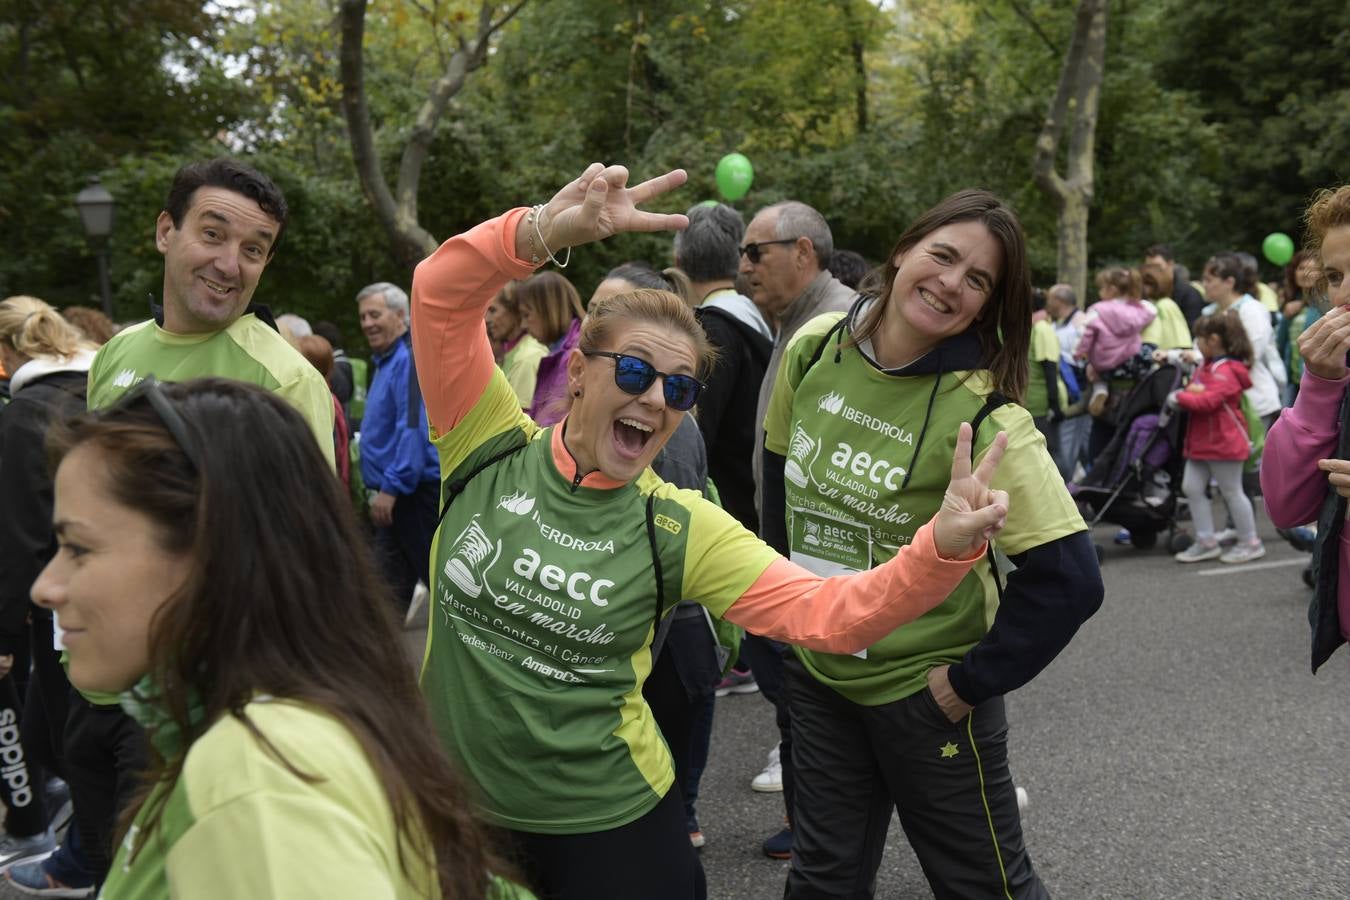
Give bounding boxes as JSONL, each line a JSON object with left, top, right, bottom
{"left": 2, "top": 0, "right": 1346, "bottom": 334}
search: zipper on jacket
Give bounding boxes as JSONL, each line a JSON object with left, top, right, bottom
{"left": 570, "top": 470, "right": 584, "bottom": 493}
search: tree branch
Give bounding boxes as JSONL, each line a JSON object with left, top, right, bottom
{"left": 1007, "top": 0, "right": 1060, "bottom": 57}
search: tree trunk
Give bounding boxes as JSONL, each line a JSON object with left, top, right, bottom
{"left": 338, "top": 0, "right": 528, "bottom": 273}
{"left": 1031, "top": 0, "right": 1107, "bottom": 302}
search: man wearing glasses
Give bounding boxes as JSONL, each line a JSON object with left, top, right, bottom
{"left": 738, "top": 200, "right": 854, "bottom": 862}
{"left": 8, "top": 159, "right": 335, "bottom": 899}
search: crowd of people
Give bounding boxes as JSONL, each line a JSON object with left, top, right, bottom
{"left": 0, "top": 154, "right": 1347, "bottom": 900}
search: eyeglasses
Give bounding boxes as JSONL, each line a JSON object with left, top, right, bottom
{"left": 738, "top": 239, "right": 798, "bottom": 264}
{"left": 582, "top": 351, "right": 705, "bottom": 411}
{"left": 121, "top": 376, "right": 202, "bottom": 472}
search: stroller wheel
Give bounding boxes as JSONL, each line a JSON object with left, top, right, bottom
{"left": 1129, "top": 529, "right": 1158, "bottom": 550}
{"left": 1169, "top": 532, "right": 1193, "bottom": 554}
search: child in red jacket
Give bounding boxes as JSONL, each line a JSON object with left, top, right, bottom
{"left": 1171, "top": 311, "right": 1265, "bottom": 564}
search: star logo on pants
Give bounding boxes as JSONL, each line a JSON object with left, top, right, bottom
{"left": 939, "top": 742, "right": 960, "bottom": 759}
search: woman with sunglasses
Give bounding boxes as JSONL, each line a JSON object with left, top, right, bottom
{"left": 761, "top": 190, "right": 1103, "bottom": 899}
{"left": 28, "top": 378, "right": 529, "bottom": 899}
{"left": 411, "top": 164, "right": 1014, "bottom": 900}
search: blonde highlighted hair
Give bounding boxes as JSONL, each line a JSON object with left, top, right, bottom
{"left": 515, "top": 272, "right": 585, "bottom": 345}
{"left": 0, "top": 296, "right": 90, "bottom": 361}
{"left": 579, "top": 289, "right": 717, "bottom": 378}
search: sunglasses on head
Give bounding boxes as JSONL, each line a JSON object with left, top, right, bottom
{"left": 738, "top": 239, "right": 797, "bottom": 264}
{"left": 121, "top": 376, "right": 202, "bottom": 472}
{"left": 582, "top": 351, "right": 705, "bottom": 411}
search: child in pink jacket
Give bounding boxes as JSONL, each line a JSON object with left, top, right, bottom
{"left": 1076, "top": 267, "right": 1157, "bottom": 416}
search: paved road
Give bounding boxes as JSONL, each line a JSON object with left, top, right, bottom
{"left": 9, "top": 511, "right": 1345, "bottom": 899}
{"left": 694, "top": 515, "right": 1350, "bottom": 899}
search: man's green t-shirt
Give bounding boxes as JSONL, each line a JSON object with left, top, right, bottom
{"left": 764, "top": 311, "right": 1084, "bottom": 706}
{"left": 1025, "top": 318, "right": 1068, "bottom": 418}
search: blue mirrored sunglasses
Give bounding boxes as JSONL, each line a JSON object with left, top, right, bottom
{"left": 582, "top": 351, "right": 705, "bottom": 411}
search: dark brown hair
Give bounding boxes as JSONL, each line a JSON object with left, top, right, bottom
{"left": 60, "top": 306, "right": 117, "bottom": 345}
{"left": 854, "top": 189, "right": 1031, "bottom": 402}
{"left": 516, "top": 271, "right": 584, "bottom": 345}
{"left": 47, "top": 379, "right": 505, "bottom": 898}
{"left": 1282, "top": 249, "right": 1317, "bottom": 304}
{"left": 1192, "top": 310, "right": 1253, "bottom": 366}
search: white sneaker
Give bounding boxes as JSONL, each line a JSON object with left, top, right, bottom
{"left": 405, "top": 582, "right": 429, "bottom": 629}
{"left": 1220, "top": 540, "right": 1266, "bottom": 564}
{"left": 1214, "top": 528, "right": 1238, "bottom": 547}
{"left": 751, "top": 744, "right": 783, "bottom": 793}
{"left": 1175, "top": 541, "right": 1222, "bottom": 563}
{"left": 1015, "top": 786, "right": 1029, "bottom": 814}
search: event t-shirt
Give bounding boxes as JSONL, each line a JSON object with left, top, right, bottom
{"left": 1025, "top": 318, "right": 1068, "bottom": 418}
{"left": 500, "top": 334, "right": 549, "bottom": 408}
{"left": 764, "top": 311, "right": 1085, "bottom": 706}
{"left": 424, "top": 371, "right": 782, "bottom": 834}
{"left": 87, "top": 314, "right": 335, "bottom": 469}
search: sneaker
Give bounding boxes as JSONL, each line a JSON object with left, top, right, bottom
{"left": 1113, "top": 528, "right": 1132, "bottom": 546}
{"left": 714, "top": 669, "right": 759, "bottom": 697}
{"left": 5, "top": 860, "right": 93, "bottom": 898}
{"left": 405, "top": 581, "right": 429, "bottom": 629}
{"left": 1220, "top": 540, "right": 1266, "bottom": 564}
{"left": 1214, "top": 528, "right": 1238, "bottom": 548}
{"left": 0, "top": 830, "right": 55, "bottom": 873}
{"left": 762, "top": 825, "right": 793, "bottom": 860}
{"left": 689, "top": 829, "right": 705, "bottom": 849}
{"left": 1015, "top": 786, "right": 1029, "bottom": 814}
{"left": 1277, "top": 526, "right": 1317, "bottom": 553}
{"left": 1175, "top": 540, "right": 1221, "bottom": 563}
{"left": 1088, "top": 385, "right": 1109, "bottom": 418}
{"left": 751, "top": 744, "right": 783, "bottom": 793}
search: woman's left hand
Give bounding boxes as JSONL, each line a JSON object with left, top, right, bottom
{"left": 932, "top": 423, "right": 1010, "bottom": 560}
{"left": 1318, "top": 457, "right": 1350, "bottom": 500}
{"left": 927, "top": 664, "right": 973, "bottom": 723}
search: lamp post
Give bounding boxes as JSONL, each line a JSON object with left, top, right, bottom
{"left": 74, "top": 177, "right": 116, "bottom": 318}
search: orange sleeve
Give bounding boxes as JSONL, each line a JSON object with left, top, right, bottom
{"left": 411, "top": 209, "right": 538, "bottom": 435}
{"left": 720, "top": 522, "right": 983, "bottom": 654}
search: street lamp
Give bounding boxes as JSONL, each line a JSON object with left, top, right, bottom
{"left": 74, "top": 177, "right": 116, "bottom": 318}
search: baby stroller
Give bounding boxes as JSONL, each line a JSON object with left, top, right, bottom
{"left": 1069, "top": 364, "right": 1190, "bottom": 552}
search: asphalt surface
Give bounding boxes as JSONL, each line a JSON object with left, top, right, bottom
{"left": 694, "top": 514, "right": 1350, "bottom": 899}
{"left": 7, "top": 509, "right": 1345, "bottom": 899}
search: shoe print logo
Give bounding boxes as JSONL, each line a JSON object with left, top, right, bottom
{"left": 802, "top": 520, "right": 821, "bottom": 547}
{"left": 817, "top": 391, "right": 845, "bottom": 415}
{"left": 498, "top": 491, "right": 536, "bottom": 516}
{"left": 113, "top": 368, "right": 138, "bottom": 388}
{"left": 443, "top": 515, "right": 501, "bottom": 598}
{"left": 784, "top": 424, "right": 818, "bottom": 489}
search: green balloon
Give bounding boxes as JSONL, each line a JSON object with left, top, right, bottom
{"left": 1262, "top": 232, "right": 1295, "bottom": 266}
{"left": 715, "top": 153, "right": 754, "bottom": 201}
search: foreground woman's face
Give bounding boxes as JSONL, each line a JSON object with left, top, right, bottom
{"left": 31, "top": 445, "right": 192, "bottom": 695}
{"left": 566, "top": 320, "right": 699, "bottom": 483}
{"left": 1323, "top": 225, "right": 1350, "bottom": 309}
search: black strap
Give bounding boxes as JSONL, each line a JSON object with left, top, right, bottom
{"left": 969, "top": 392, "right": 1013, "bottom": 605}
{"left": 644, "top": 493, "right": 666, "bottom": 629}
{"left": 802, "top": 315, "right": 851, "bottom": 375}
{"left": 437, "top": 440, "right": 530, "bottom": 527}
{"left": 402, "top": 332, "right": 424, "bottom": 430}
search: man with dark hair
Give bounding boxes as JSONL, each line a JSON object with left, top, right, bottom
{"left": 7, "top": 158, "right": 334, "bottom": 897}
{"left": 673, "top": 203, "right": 772, "bottom": 533}
{"left": 1143, "top": 243, "right": 1206, "bottom": 328}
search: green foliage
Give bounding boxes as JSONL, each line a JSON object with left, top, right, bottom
{"left": 2, "top": 0, "right": 1345, "bottom": 324}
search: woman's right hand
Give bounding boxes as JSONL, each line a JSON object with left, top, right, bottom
{"left": 516, "top": 163, "right": 689, "bottom": 258}
{"left": 932, "top": 423, "right": 1010, "bottom": 560}
{"left": 1299, "top": 304, "right": 1350, "bottom": 380}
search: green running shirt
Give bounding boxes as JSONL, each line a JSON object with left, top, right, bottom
{"left": 765, "top": 312, "right": 1085, "bottom": 706}
{"left": 424, "top": 368, "right": 780, "bottom": 834}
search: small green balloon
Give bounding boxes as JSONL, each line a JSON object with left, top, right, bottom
{"left": 697, "top": 199, "right": 719, "bottom": 208}
{"left": 715, "top": 153, "right": 754, "bottom": 201}
{"left": 1262, "top": 232, "right": 1295, "bottom": 266}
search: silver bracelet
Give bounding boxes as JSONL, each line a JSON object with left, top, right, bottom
{"left": 531, "top": 204, "right": 571, "bottom": 269}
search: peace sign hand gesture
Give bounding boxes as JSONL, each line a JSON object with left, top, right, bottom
{"left": 518, "top": 163, "right": 689, "bottom": 259}
{"left": 932, "top": 423, "right": 1010, "bottom": 560}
